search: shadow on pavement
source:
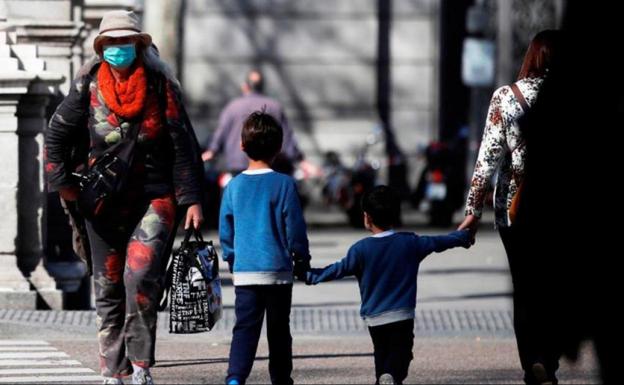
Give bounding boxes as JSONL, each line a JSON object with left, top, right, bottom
{"left": 419, "top": 292, "right": 512, "bottom": 303}
{"left": 420, "top": 267, "right": 509, "bottom": 275}
{"left": 155, "top": 352, "right": 374, "bottom": 368}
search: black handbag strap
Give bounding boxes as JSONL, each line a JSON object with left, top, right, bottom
{"left": 511, "top": 83, "right": 530, "bottom": 113}
{"left": 181, "top": 227, "right": 205, "bottom": 248}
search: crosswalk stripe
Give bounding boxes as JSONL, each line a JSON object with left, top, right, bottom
{"left": 0, "top": 352, "right": 68, "bottom": 359}
{"left": 0, "top": 375, "right": 102, "bottom": 383}
{"left": 0, "top": 360, "right": 81, "bottom": 367}
{"left": 0, "top": 347, "right": 57, "bottom": 352}
{"left": 0, "top": 368, "right": 94, "bottom": 375}
{"left": 0, "top": 341, "right": 48, "bottom": 346}
{"left": 0, "top": 341, "right": 99, "bottom": 383}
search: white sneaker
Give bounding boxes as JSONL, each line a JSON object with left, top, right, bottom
{"left": 379, "top": 373, "right": 396, "bottom": 385}
{"left": 102, "top": 378, "right": 123, "bottom": 385}
{"left": 131, "top": 368, "right": 154, "bottom": 385}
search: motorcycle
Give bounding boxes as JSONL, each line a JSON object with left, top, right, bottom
{"left": 411, "top": 139, "right": 465, "bottom": 227}
{"left": 321, "top": 127, "right": 382, "bottom": 227}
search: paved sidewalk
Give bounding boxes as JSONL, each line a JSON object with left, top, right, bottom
{"left": 0, "top": 307, "right": 515, "bottom": 338}
{"left": 0, "top": 336, "right": 598, "bottom": 384}
{"left": 0, "top": 223, "right": 600, "bottom": 384}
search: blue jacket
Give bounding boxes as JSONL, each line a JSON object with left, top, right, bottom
{"left": 219, "top": 169, "right": 310, "bottom": 285}
{"left": 306, "top": 230, "right": 471, "bottom": 326}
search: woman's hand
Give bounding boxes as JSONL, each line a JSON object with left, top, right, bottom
{"left": 185, "top": 203, "right": 204, "bottom": 230}
{"left": 59, "top": 186, "right": 80, "bottom": 202}
{"left": 458, "top": 214, "right": 480, "bottom": 244}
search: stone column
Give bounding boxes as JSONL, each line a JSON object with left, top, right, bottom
{"left": 2, "top": 0, "right": 92, "bottom": 308}
{"left": 0, "top": 27, "right": 65, "bottom": 309}
{"left": 12, "top": 20, "right": 87, "bottom": 94}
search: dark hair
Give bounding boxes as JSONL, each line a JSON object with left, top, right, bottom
{"left": 242, "top": 110, "right": 283, "bottom": 161}
{"left": 517, "top": 30, "right": 562, "bottom": 80}
{"left": 246, "top": 69, "right": 264, "bottom": 93}
{"left": 361, "top": 185, "right": 401, "bottom": 230}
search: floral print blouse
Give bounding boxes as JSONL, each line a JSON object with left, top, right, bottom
{"left": 465, "top": 77, "right": 543, "bottom": 228}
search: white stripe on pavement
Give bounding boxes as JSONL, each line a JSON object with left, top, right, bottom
{"left": 0, "top": 360, "right": 81, "bottom": 367}
{"left": 0, "top": 347, "right": 57, "bottom": 352}
{"left": 0, "top": 368, "right": 94, "bottom": 375}
{"left": 0, "top": 375, "right": 102, "bottom": 383}
{"left": 0, "top": 352, "right": 68, "bottom": 359}
{"left": 0, "top": 341, "right": 100, "bottom": 383}
{"left": 0, "top": 341, "right": 48, "bottom": 346}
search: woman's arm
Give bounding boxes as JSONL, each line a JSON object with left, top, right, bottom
{"left": 164, "top": 82, "right": 204, "bottom": 206}
{"left": 45, "top": 77, "right": 91, "bottom": 197}
{"left": 165, "top": 81, "right": 205, "bottom": 228}
{"left": 464, "top": 87, "right": 510, "bottom": 219}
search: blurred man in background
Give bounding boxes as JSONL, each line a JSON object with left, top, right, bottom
{"left": 202, "top": 70, "right": 304, "bottom": 176}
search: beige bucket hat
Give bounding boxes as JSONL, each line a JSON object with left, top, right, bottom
{"left": 93, "top": 10, "right": 152, "bottom": 54}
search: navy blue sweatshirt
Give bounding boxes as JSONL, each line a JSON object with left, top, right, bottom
{"left": 306, "top": 230, "right": 471, "bottom": 326}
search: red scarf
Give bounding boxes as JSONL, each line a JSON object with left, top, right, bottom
{"left": 97, "top": 61, "right": 147, "bottom": 119}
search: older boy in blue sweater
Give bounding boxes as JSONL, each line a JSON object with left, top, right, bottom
{"left": 220, "top": 111, "right": 310, "bottom": 385}
{"left": 305, "top": 186, "right": 472, "bottom": 385}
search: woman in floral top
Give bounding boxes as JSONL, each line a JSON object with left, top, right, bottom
{"left": 459, "top": 30, "right": 562, "bottom": 385}
{"left": 45, "top": 11, "right": 203, "bottom": 385}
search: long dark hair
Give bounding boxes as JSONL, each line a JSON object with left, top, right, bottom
{"left": 517, "top": 30, "right": 561, "bottom": 80}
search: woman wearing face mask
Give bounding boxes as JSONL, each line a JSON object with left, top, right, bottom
{"left": 45, "top": 10, "right": 204, "bottom": 385}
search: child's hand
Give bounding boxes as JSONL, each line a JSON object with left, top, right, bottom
{"left": 293, "top": 261, "right": 310, "bottom": 282}
{"left": 292, "top": 255, "right": 311, "bottom": 282}
{"left": 459, "top": 229, "right": 474, "bottom": 249}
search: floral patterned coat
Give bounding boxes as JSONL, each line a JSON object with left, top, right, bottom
{"left": 45, "top": 62, "right": 204, "bottom": 207}
{"left": 465, "top": 77, "right": 543, "bottom": 228}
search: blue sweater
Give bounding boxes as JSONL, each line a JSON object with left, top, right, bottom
{"left": 306, "top": 230, "right": 471, "bottom": 326}
{"left": 219, "top": 169, "right": 310, "bottom": 285}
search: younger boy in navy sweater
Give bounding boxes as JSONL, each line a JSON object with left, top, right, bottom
{"left": 220, "top": 111, "right": 310, "bottom": 385}
{"left": 305, "top": 186, "right": 472, "bottom": 385}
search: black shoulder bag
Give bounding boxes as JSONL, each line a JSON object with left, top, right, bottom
{"left": 74, "top": 119, "right": 141, "bottom": 219}
{"left": 74, "top": 71, "right": 167, "bottom": 220}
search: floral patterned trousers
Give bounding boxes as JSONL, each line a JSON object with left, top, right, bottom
{"left": 86, "top": 195, "right": 176, "bottom": 378}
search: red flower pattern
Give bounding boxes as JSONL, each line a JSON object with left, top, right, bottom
{"left": 104, "top": 252, "right": 124, "bottom": 283}
{"left": 127, "top": 240, "right": 154, "bottom": 271}
{"left": 151, "top": 196, "right": 176, "bottom": 230}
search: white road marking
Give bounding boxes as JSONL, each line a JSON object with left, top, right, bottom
{"left": 0, "top": 375, "right": 103, "bottom": 383}
{"left": 0, "top": 341, "right": 101, "bottom": 384}
{"left": 0, "top": 360, "right": 81, "bottom": 367}
{"left": 0, "top": 352, "right": 68, "bottom": 359}
{"left": 0, "top": 341, "right": 48, "bottom": 346}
